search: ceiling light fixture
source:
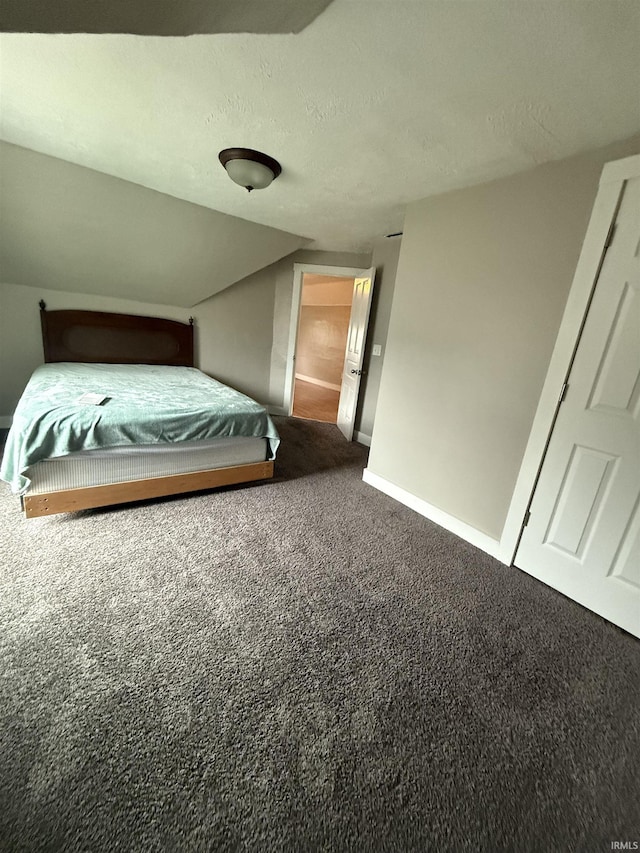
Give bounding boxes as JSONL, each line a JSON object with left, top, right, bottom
{"left": 218, "top": 148, "right": 282, "bottom": 192}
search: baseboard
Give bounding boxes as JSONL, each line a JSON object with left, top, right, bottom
{"left": 353, "top": 430, "right": 372, "bottom": 447}
{"left": 362, "top": 468, "right": 505, "bottom": 562}
{"left": 0, "top": 416, "right": 12, "bottom": 429}
{"left": 295, "top": 373, "right": 341, "bottom": 393}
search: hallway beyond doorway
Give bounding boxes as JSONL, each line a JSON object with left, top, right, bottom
{"left": 292, "top": 378, "right": 339, "bottom": 423}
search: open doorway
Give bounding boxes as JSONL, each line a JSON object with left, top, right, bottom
{"left": 284, "top": 263, "right": 376, "bottom": 439}
{"left": 291, "top": 273, "right": 355, "bottom": 423}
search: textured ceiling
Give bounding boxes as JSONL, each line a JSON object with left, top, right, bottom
{"left": 1, "top": 0, "right": 639, "bottom": 252}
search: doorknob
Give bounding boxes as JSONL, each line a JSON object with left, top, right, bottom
{"left": 350, "top": 369, "right": 362, "bottom": 375}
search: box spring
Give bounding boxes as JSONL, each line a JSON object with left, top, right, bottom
{"left": 25, "top": 437, "right": 268, "bottom": 494}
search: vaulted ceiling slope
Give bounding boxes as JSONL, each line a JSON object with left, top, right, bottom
{"left": 0, "top": 142, "right": 306, "bottom": 307}
{"left": 0, "top": 0, "right": 333, "bottom": 35}
{"left": 1, "top": 1, "right": 639, "bottom": 252}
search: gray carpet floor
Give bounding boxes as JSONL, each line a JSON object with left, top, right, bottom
{"left": 1, "top": 417, "right": 639, "bottom": 852}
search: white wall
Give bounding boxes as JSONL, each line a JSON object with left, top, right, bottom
{"left": 367, "top": 135, "right": 640, "bottom": 542}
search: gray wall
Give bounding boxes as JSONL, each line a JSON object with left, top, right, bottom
{"left": 196, "top": 266, "right": 277, "bottom": 403}
{"left": 196, "top": 244, "right": 396, "bottom": 430}
{"left": 367, "top": 135, "right": 640, "bottom": 541}
{"left": 0, "top": 141, "right": 304, "bottom": 308}
{"left": 0, "top": 249, "right": 372, "bottom": 419}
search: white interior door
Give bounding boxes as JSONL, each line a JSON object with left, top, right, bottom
{"left": 515, "top": 174, "right": 640, "bottom": 638}
{"left": 337, "top": 268, "right": 375, "bottom": 440}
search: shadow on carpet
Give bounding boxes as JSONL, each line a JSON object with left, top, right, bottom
{"left": 272, "top": 416, "right": 368, "bottom": 481}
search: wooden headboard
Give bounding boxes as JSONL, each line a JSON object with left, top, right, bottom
{"left": 39, "top": 302, "right": 195, "bottom": 367}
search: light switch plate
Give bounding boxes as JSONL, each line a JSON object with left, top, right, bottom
{"left": 372, "top": 344, "right": 382, "bottom": 357}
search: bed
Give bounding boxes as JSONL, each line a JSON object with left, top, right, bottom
{"left": 0, "top": 304, "right": 279, "bottom": 518}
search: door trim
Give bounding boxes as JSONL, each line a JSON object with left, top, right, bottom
{"left": 284, "top": 263, "right": 372, "bottom": 417}
{"left": 497, "top": 153, "right": 640, "bottom": 565}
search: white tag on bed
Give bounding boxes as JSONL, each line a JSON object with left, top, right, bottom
{"left": 76, "top": 393, "right": 108, "bottom": 405}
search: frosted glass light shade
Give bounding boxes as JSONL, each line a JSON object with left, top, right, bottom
{"left": 218, "top": 148, "right": 282, "bottom": 192}
{"left": 225, "top": 159, "right": 275, "bottom": 190}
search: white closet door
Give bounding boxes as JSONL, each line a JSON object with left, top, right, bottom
{"left": 515, "top": 174, "right": 640, "bottom": 638}
{"left": 337, "top": 269, "right": 375, "bottom": 440}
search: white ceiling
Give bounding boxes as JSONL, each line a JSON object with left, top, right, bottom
{"left": 1, "top": 0, "right": 639, "bottom": 253}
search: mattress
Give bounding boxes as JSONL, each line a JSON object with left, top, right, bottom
{"left": 25, "top": 436, "right": 269, "bottom": 494}
{"left": 1, "top": 361, "right": 280, "bottom": 494}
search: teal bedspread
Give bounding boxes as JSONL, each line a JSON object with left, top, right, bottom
{"left": 0, "top": 362, "right": 280, "bottom": 495}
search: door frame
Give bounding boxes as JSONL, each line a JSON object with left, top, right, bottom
{"left": 284, "top": 263, "right": 372, "bottom": 417}
{"left": 497, "top": 153, "right": 640, "bottom": 565}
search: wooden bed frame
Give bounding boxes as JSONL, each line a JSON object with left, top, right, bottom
{"left": 40, "top": 302, "right": 196, "bottom": 366}
{"left": 21, "top": 305, "right": 274, "bottom": 518}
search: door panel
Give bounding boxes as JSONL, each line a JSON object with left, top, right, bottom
{"left": 515, "top": 174, "right": 640, "bottom": 638}
{"left": 609, "top": 497, "right": 640, "bottom": 589}
{"left": 337, "top": 269, "right": 375, "bottom": 440}
{"left": 588, "top": 281, "right": 640, "bottom": 414}
{"left": 543, "top": 445, "right": 617, "bottom": 557}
